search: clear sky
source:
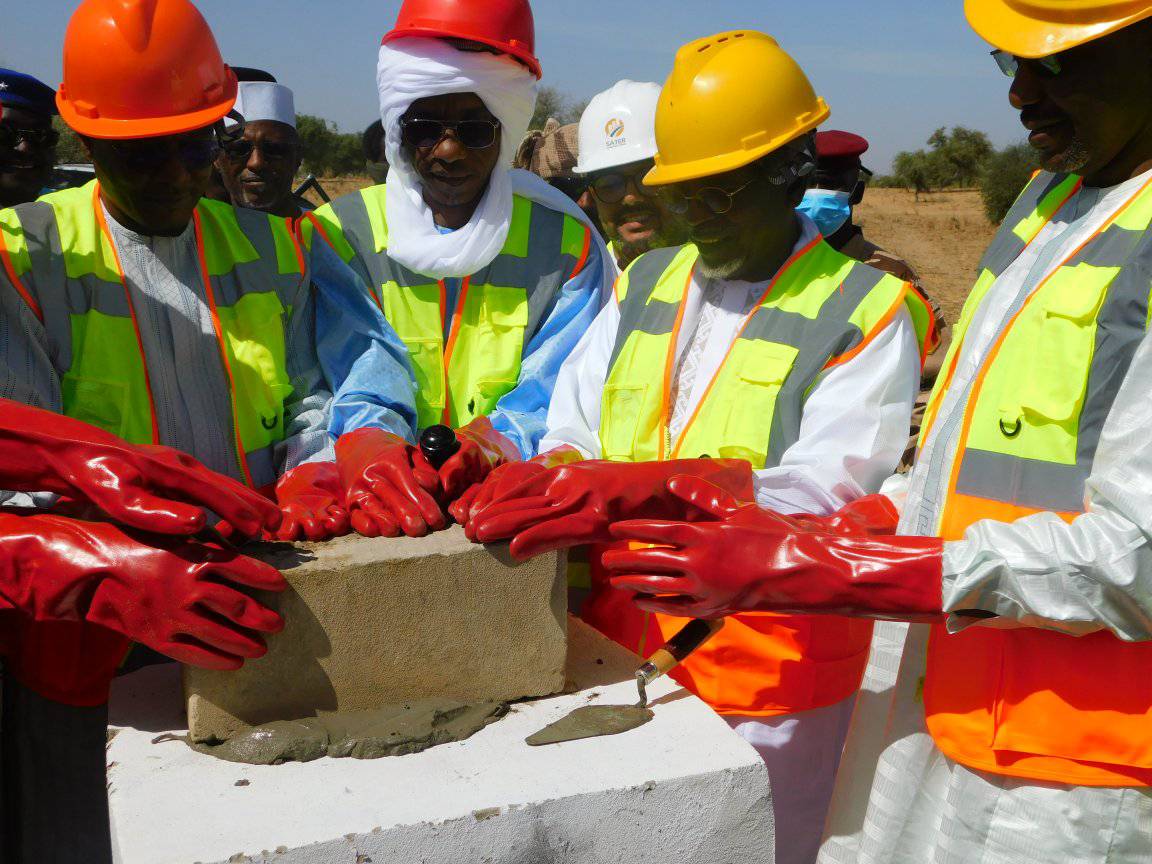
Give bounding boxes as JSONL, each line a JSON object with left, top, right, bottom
{"left": 3, "top": 0, "right": 1028, "bottom": 173}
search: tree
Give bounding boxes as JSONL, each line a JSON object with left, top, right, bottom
{"left": 296, "top": 114, "right": 364, "bottom": 177}
{"left": 529, "top": 86, "right": 587, "bottom": 130}
{"left": 52, "top": 117, "right": 88, "bottom": 164}
{"left": 927, "top": 126, "right": 994, "bottom": 188}
{"left": 893, "top": 150, "right": 947, "bottom": 199}
{"left": 981, "top": 142, "right": 1039, "bottom": 223}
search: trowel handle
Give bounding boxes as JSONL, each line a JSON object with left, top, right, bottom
{"left": 637, "top": 618, "right": 725, "bottom": 685}
{"left": 419, "top": 425, "right": 461, "bottom": 470}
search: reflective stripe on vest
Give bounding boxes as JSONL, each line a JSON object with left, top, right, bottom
{"left": 582, "top": 239, "right": 929, "bottom": 716}
{"left": 0, "top": 181, "right": 304, "bottom": 490}
{"left": 309, "top": 184, "right": 590, "bottom": 428}
{"left": 923, "top": 171, "right": 1152, "bottom": 787}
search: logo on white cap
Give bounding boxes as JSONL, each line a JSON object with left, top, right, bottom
{"left": 605, "top": 117, "right": 626, "bottom": 149}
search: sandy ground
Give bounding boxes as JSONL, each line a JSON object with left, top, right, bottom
{"left": 855, "top": 188, "right": 996, "bottom": 325}
{"left": 303, "top": 179, "right": 994, "bottom": 327}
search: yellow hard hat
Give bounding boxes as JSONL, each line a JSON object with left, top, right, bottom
{"left": 645, "top": 31, "right": 829, "bottom": 187}
{"left": 966, "top": 0, "right": 1152, "bottom": 58}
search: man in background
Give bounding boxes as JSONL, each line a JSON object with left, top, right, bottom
{"left": 805, "top": 129, "right": 949, "bottom": 467}
{"left": 575, "top": 80, "right": 686, "bottom": 272}
{"left": 217, "top": 78, "right": 308, "bottom": 217}
{"left": 0, "top": 69, "right": 59, "bottom": 208}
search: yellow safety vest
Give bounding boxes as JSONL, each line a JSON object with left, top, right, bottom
{"left": 0, "top": 181, "right": 306, "bottom": 490}
{"left": 920, "top": 170, "right": 1152, "bottom": 787}
{"left": 306, "top": 184, "right": 591, "bottom": 429}
{"left": 582, "top": 238, "right": 933, "bottom": 716}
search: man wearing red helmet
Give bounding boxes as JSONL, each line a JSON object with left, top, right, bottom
{"left": 307, "top": 0, "right": 613, "bottom": 541}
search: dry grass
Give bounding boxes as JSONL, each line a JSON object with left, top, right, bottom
{"left": 302, "top": 180, "right": 993, "bottom": 326}
{"left": 855, "top": 188, "right": 995, "bottom": 324}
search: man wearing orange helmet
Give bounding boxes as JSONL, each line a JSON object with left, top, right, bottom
{"left": 465, "top": 31, "right": 934, "bottom": 864}
{"left": 306, "top": 0, "right": 613, "bottom": 541}
{"left": 596, "top": 5, "right": 1152, "bottom": 863}
{"left": 0, "top": 0, "right": 418, "bottom": 543}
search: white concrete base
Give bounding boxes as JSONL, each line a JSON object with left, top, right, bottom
{"left": 107, "top": 618, "right": 774, "bottom": 864}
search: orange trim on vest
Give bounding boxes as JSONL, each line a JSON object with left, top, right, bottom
{"left": 823, "top": 283, "right": 907, "bottom": 372}
{"left": 441, "top": 276, "right": 467, "bottom": 425}
{"left": 192, "top": 209, "right": 257, "bottom": 489}
{"left": 0, "top": 229, "right": 42, "bottom": 322}
{"left": 93, "top": 185, "right": 160, "bottom": 446}
{"left": 569, "top": 225, "right": 592, "bottom": 281}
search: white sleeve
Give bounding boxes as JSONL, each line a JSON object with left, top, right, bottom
{"left": 942, "top": 330, "right": 1152, "bottom": 641}
{"left": 754, "top": 308, "right": 921, "bottom": 516}
{"left": 538, "top": 294, "right": 622, "bottom": 458}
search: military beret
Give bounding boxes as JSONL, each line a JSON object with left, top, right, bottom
{"left": 815, "top": 130, "right": 869, "bottom": 165}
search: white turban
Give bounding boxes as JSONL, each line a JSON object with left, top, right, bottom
{"left": 377, "top": 37, "right": 538, "bottom": 279}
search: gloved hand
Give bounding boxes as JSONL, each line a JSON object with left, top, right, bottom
{"left": 431, "top": 417, "right": 523, "bottom": 503}
{"left": 0, "top": 511, "right": 287, "bottom": 670}
{"left": 603, "top": 476, "right": 943, "bottom": 621}
{"left": 0, "top": 398, "right": 280, "bottom": 538}
{"left": 335, "top": 428, "right": 445, "bottom": 538}
{"left": 453, "top": 445, "right": 584, "bottom": 533}
{"left": 469, "top": 458, "right": 755, "bottom": 560}
{"left": 274, "top": 462, "right": 350, "bottom": 542}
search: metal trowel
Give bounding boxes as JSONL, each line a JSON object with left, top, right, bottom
{"left": 526, "top": 618, "right": 725, "bottom": 746}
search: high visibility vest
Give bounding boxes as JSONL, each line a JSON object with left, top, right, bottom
{"left": 306, "top": 184, "right": 591, "bottom": 429}
{"left": 582, "top": 239, "right": 934, "bottom": 716}
{"left": 921, "top": 170, "right": 1152, "bottom": 786}
{"left": 0, "top": 182, "right": 307, "bottom": 707}
{"left": 0, "top": 181, "right": 306, "bottom": 491}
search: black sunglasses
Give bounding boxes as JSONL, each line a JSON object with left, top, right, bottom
{"left": 400, "top": 117, "right": 501, "bottom": 150}
{"left": 221, "top": 138, "right": 296, "bottom": 162}
{"left": 991, "top": 49, "right": 1063, "bottom": 79}
{"left": 589, "top": 163, "right": 658, "bottom": 205}
{"left": 0, "top": 125, "right": 60, "bottom": 149}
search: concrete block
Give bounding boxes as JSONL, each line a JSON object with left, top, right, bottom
{"left": 185, "top": 527, "right": 567, "bottom": 743}
{"left": 109, "top": 618, "right": 774, "bottom": 864}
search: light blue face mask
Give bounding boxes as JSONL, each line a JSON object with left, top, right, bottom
{"left": 797, "top": 189, "right": 853, "bottom": 237}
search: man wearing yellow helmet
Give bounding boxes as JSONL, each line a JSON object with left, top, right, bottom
{"left": 594, "top": 5, "right": 1152, "bottom": 863}
{"left": 464, "top": 31, "right": 934, "bottom": 864}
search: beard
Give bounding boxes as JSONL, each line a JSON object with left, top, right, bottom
{"left": 1047, "top": 137, "right": 1092, "bottom": 174}
{"left": 695, "top": 250, "right": 747, "bottom": 280}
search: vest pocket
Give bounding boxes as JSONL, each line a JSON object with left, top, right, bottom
{"left": 997, "top": 265, "right": 1112, "bottom": 438}
{"left": 405, "top": 337, "right": 446, "bottom": 418}
{"left": 472, "top": 378, "right": 517, "bottom": 421}
{"left": 601, "top": 384, "right": 648, "bottom": 461}
{"left": 61, "top": 375, "right": 130, "bottom": 439}
{"left": 712, "top": 343, "right": 798, "bottom": 465}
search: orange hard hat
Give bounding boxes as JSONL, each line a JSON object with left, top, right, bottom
{"left": 383, "top": 0, "right": 542, "bottom": 79}
{"left": 57, "top": 0, "right": 237, "bottom": 139}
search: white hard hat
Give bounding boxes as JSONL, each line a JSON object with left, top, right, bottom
{"left": 575, "top": 80, "right": 662, "bottom": 175}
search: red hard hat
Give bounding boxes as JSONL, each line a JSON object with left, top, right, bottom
{"left": 383, "top": 0, "right": 542, "bottom": 79}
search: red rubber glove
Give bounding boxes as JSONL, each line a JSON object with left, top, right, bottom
{"left": 469, "top": 458, "right": 755, "bottom": 560}
{"left": 0, "top": 511, "right": 286, "bottom": 670}
{"left": 335, "top": 428, "right": 445, "bottom": 538}
{"left": 604, "top": 476, "right": 943, "bottom": 622}
{"left": 453, "top": 445, "right": 584, "bottom": 534}
{"left": 0, "top": 398, "right": 280, "bottom": 538}
{"left": 431, "top": 417, "right": 523, "bottom": 503}
{"left": 274, "top": 462, "right": 350, "bottom": 542}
